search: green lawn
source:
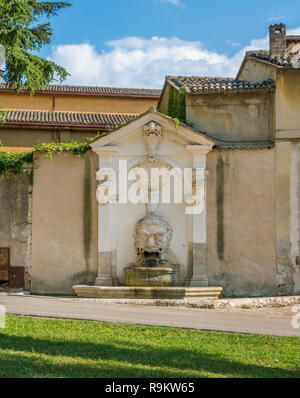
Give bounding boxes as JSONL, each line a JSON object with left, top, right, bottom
{"left": 0, "top": 315, "right": 299, "bottom": 378}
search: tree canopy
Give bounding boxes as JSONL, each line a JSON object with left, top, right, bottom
{"left": 0, "top": 0, "right": 71, "bottom": 93}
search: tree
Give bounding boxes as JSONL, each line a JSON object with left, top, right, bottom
{"left": 0, "top": 0, "right": 71, "bottom": 93}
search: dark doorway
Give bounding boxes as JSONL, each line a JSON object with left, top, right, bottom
{"left": 0, "top": 248, "right": 25, "bottom": 289}
{"left": 0, "top": 248, "right": 9, "bottom": 288}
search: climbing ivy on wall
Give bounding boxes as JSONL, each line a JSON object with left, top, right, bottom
{"left": 0, "top": 151, "right": 33, "bottom": 178}
{"left": 0, "top": 131, "right": 109, "bottom": 179}
{"left": 33, "top": 141, "right": 89, "bottom": 158}
{"left": 167, "top": 86, "right": 186, "bottom": 124}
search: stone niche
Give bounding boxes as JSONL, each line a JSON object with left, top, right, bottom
{"left": 73, "top": 108, "right": 223, "bottom": 299}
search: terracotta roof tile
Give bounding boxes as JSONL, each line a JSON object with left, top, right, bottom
{"left": 0, "top": 110, "right": 137, "bottom": 128}
{"left": 0, "top": 83, "right": 161, "bottom": 97}
{"left": 216, "top": 140, "right": 274, "bottom": 149}
{"left": 246, "top": 50, "right": 300, "bottom": 68}
{"left": 167, "top": 76, "right": 276, "bottom": 94}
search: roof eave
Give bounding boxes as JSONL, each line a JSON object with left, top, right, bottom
{"left": 187, "top": 87, "right": 276, "bottom": 96}
{"left": 0, "top": 88, "right": 161, "bottom": 99}
{"left": 0, "top": 121, "right": 111, "bottom": 129}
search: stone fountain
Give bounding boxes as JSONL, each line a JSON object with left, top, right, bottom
{"left": 73, "top": 112, "right": 223, "bottom": 300}
{"left": 124, "top": 212, "right": 179, "bottom": 287}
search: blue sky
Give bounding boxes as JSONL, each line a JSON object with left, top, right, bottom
{"left": 41, "top": 0, "right": 300, "bottom": 88}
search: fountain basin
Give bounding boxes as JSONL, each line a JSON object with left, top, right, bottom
{"left": 73, "top": 285, "right": 223, "bottom": 299}
{"left": 124, "top": 266, "right": 178, "bottom": 287}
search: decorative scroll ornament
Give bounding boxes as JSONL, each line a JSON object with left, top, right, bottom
{"left": 143, "top": 121, "right": 163, "bottom": 158}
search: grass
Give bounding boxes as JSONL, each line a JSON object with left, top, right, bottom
{"left": 0, "top": 315, "right": 299, "bottom": 378}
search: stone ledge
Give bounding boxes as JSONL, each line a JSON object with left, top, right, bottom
{"left": 73, "top": 285, "right": 223, "bottom": 300}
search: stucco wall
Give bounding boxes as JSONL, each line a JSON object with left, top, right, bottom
{"left": 276, "top": 141, "right": 300, "bottom": 295}
{"left": 238, "top": 58, "right": 277, "bottom": 82}
{"left": 158, "top": 84, "right": 170, "bottom": 115}
{"left": 0, "top": 173, "right": 31, "bottom": 288}
{"left": 54, "top": 95, "right": 157, "bottom": 114}
{"left": 274, "top": 69, "right": 300, "bottom": 295}
{"left": 206, "top": 148, "right": 277, "bottom": 297}
{"left": 276, "top": 69, "right": 300, "bottom": 137}
{"left": 31, "top": 151, "right": 98, "bottom": 294}
{"left": 0, "top": 92, "right": 53, "bottom": 111}
{"left": 186, "top": 92, "right": 273, "bottom": 143}
{"left": 0, "top": 127, "right": 99, "bottom": 148}
{"left": 0, "top": 91, "right": 158, "bottom": 114}
{"left": 30, "top": 146, "right": 279, "bottom": 297}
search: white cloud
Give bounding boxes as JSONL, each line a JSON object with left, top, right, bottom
{"left": 268, "top": 16, "right": 287, "bottom": 22}
{"left": 226, "top": 40, "right": 241, "bottom": 47}
{"left": 159, "top": 0, "right": 182, "bottom": 6}
{"left": 50, "top": 28, "right": 300, "bottom": 89}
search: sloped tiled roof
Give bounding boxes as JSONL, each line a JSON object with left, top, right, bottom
{"left": 216, "top": 140, "right": 274, "bottom": 150}
{"left": 245, "top": 50, "right": 300, "bottom": 68}
{"left": 166, "top": 76, "right": 276, "bottom": 94}
{"left": 0, "top": 83, "right": 161, "bottom": 98}
{"left": 0, "top": 109, "right": 137, "bottom": 128}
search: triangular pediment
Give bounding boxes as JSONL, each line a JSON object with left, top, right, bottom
{"left": 90, "top": 108, "right": 217, "bottom": 151}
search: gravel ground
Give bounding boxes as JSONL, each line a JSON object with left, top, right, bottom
{"left": 208, "top": 306, "right": 297, "bottom": 317}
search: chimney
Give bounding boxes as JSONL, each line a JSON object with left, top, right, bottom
{"left": 269, "top": 24, "right": 286, "bottom": 57}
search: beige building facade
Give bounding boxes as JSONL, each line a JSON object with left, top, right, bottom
{"left": 0, "top": 85, "right": 160, "bottom": 147}
{"left": 1, "top": 24, "right": 300, "bottom": 297}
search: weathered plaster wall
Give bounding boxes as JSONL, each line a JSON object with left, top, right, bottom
{"left": 0, "top": 127, "right": 99, "bottom": 148}
{"left": 276, "top": 69, "right": 300, "bottom": 138}
{"left": 0, "top": 92, "right": 53, "bottom": 111}
{"left": 275, "top": 141, "right": 300, "bottom": 295}
{"left": 237, "top": 58, "right": 277, "bottom": 82}
{"left": 54, "top": 95, "right": 157, "bottom": 114}
{"left": 158, "top": 84, "right": 170, "bottom": 115}
{"left": 0, "top": 173, "right": 31, "bottom": 288}
{"left": 186, "top": 92, "right": 273, "bottom": 142}
{"left": 31, "top": 151, "right": 98, "bottom": 294}
{"left": 206, "top": 148, "right": 277, "bottom": 297}
{"left": 0, "top": 91, "right": 159, "bottom": 114}
{"left": 274, "top": 69, "right": 300, "bottom": 295}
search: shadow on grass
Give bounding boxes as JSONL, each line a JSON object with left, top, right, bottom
{"left": 0, "top": 333, "right": 299, "bottom": 378}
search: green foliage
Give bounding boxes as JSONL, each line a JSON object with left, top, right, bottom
{"left": 0, "top": 150, "right": 33, "bottom": 177}
{"left": 1, "top": 314, "right": 300, "bottom": 378}
{"left": 0, "top": 0, "right": 71, "bottom": 93}
{"left": 178, "top": 87, "right": 186, "bottom": 123}
{"left": 0, "top": 130, "right": 108, "bottom": 179}
{"left": 167, "top": 85, "right": 186, "bottom": 124}
{"left": 0, "top": 110, "right": 6, "bottom": 122}
{"left": 167, "top": 86, "right": 175, "bottom": 118}
{"left": 84, "top": 131, "right": 107, "bottom": 144}
{"left": 33, "top": 140, "right": 89, "bottom": 158}
{"left": 173, "top": 117, "right": 180, "bottom": 130}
